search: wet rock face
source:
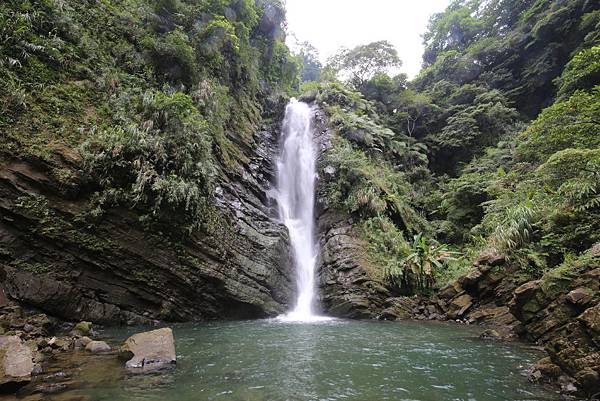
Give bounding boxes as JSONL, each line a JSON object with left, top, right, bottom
{"left": 509, "top": 259, "right": 600, "bottom": 396}
{"left": 0, "top": 111, "right": 294, "bottom": 323}
{"left": 312, "top": 109, "right": 389, "bottom": 319}
{"left": 119, "top": 328, "right": 176, "bottom": 372}
{"left": 315, "top": 215, "right": 388, "bottom": 318}
{"left": 379, "top": 297, "right": 418, "bottom": 321}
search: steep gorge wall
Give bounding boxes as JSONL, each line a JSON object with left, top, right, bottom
{"left": 0, "top": 0, "right": 302, "bottom": 324}
{"left": 312, "top": 108, "right": 389, "bottom": 319}
{"left": 0, "top": 116, "right": 294, "bottom": 324}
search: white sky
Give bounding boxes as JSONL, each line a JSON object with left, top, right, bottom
{"left": 285, "top": 0, "right": 452, "bottom": 79}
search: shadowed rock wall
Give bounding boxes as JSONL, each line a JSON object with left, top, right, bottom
{"left": 0, "top": 117, "right": 294, "bottom": 324}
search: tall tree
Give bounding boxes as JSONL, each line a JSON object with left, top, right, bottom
{"left": 294, "top": 41, "right": 322, "bottom": 82}
{"left": 327, "top": 41, "right": 402, "bottom": 88}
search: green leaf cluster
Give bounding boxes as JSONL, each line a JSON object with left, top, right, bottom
{"left": 1, "top": 0, "right": 299, "bottom": 236}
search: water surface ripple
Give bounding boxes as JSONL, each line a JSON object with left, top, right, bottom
{"left": 67, "top": 319, "right": 559, "bottom": 401}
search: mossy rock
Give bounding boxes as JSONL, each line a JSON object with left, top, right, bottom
{"left": 72, "top": 321, "right": 92, "bottom": 336}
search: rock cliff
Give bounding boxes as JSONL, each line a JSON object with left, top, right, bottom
{"left": 380, "top": 246, "right": 600, "bottom": 397}
{"left": 0, "top": 114, "right": 294, "bottom": 324}
{"left": 312, "top": 108, "right": 389, "bottom": 319}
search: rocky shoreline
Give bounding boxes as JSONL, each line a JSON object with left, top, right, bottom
{"left": 2, "top": 268, "right": 598, "bottom": 401}
{"left": 374, "top": 246, "right": 600, "bottom": 398}
{"left": 0, "top": 298, "right": 177, "bottom": 400}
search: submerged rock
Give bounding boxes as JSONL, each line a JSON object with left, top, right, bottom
{"left": 479, "top": 329, "right": 502, "bottom": 340}
{"left": 47, "top": 337, "right": 72, "bottom": 351}
{"left": 529, "top": 357, "right": 563, "bottom": 383}
{"left": 119, "top": 328, "right": 176, "bottom": 372}
{"left": 85, "top": 341, "right": 111, "bottom": 353}
{"left": 0, "top": 335, "right": 34, "bottom": 392}
{"left": 74, "top": 336, "right": 92, "bottom": 349}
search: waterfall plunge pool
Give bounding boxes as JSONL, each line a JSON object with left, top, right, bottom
{"left": 30, "top": 319, "right": 559, "bottom": 401}
{"left": 22, "top": 100, "right": 558, "bottom": 401}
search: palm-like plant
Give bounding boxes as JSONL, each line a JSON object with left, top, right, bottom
{"left": 384, "top": 234, "right": 457, "bottom": 293}
{"left": 491, "top": 201, "right": 536, "bottom": 252}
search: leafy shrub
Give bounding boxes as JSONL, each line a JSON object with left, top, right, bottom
{"left": 428, "top": 89, "right": 519, "bottom": 173}
{"left": 555, "top": 46, "right": 600, "bottom": 99}
{"left": 81, "top": 90, "right": 216, "bottom": 233}
{"left": 491, "top": 202, "right": 538, "bottom": 252}
{"left": 440, "top": 172, "right": 492, "bottom": 243}
{"left": 323, "top": 136, "right": 425, "bottom": 233}
{"left": 517, "top": 88, "right": 600, "bottom": 163}
{"left": 315, "top": 82, "right": 376, "bottom": 116}
{"left": 195, "top": 16, "right": 241, "bottom": 74}
{"left": 384, "top": 234, "right": 457, "bottom": 294}
{"left": 144, "top": 30, "right": 198, "bottom": 85}
{"left": 358, "top": 216, "right": 410, "bottom": 282}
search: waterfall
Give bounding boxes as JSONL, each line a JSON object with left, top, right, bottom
{"left": 276, "top": 99, "right": 329, "bottom": 322}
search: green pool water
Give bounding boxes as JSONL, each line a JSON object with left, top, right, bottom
{"left": 43, "top": 319, "right": 559, "bottom": 401}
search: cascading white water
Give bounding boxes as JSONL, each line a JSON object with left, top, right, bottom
{"left": 276, "top": 99, "right": 329, "bottom": 322}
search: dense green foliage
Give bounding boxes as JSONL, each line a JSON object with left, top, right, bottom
{"left": 311, "top": 0, "right": 600, "bottom": 293}
{"left": 418, "top": 0, "right": 599, "bottom": 117}
{"left": 294, "top": 41, "right": 322, "bottom": 82}
{"left": 1, "top": 0, "right": 598, "bottom": 294}
{"left": 0, "top": 0, "right": 298, "bottom": 235}
{"left": 80, "top": 90, "right": 216, "bottom": 232}
{"left": 517, "top": 87, "right": 600, "bottom": 163}
{"left": 384, "top": 234, "right": 456, "bottom": 294}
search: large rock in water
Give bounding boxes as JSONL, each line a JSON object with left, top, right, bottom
{"left": 85, "top": 340, "right": 111, "bottom": 353}
{"left": 0, "top": 336, "right": 34, "bottom": 392}
{"left": 119, "top": 328, "right": 176, "bottom": 372}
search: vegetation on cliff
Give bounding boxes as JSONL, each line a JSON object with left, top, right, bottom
{"left": 302, "top": 0, "right": 599, "bottom": 295}
{"left": 2, "top": 0, "right": 598, "bottom": 322}
{"left": 1, "top": 0, "right": 298, "bottom": 236}
{"left": 1, "top": 0, "right": 599, "bottom": 396}
{"left": 5, "top": 0, "right": 596, "bottom": 303}
{"left": 300, "top": 4, "right": 598, "bottom": 392}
